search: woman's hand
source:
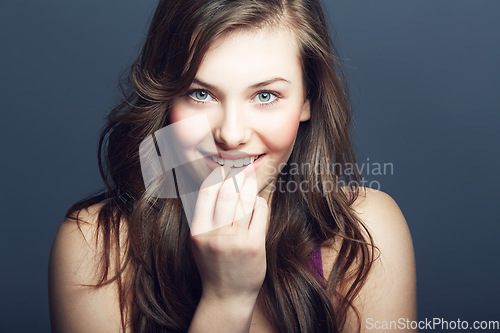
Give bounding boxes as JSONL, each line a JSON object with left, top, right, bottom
{"left": 190, "top": 164, "right": 269, "bottom": 306}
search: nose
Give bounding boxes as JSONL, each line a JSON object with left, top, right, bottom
{"left": 213, "top": 102, "right": 250, "bottom": 149}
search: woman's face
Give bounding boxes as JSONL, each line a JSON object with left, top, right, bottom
{"left": 168, "top": 27, "right": 310, "bottom": 198}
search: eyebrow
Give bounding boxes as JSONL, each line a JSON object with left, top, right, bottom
{"left": 192, "top": 77, "right": 291, "bottom": 91}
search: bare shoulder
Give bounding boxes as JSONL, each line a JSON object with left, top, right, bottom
{"left": 49, "top": 202, "right": 129, "bottom": 332}
{"left": 350, "top": 187, "right": 412, "bottom": 247}
{"left": 50, "top": 202, "right": 107, "bottom": 285}
{"left": 351, "top": 187, "right": 405, "bottom": 222}
{"left": 322, "top": 187, "right": 417, "bottom": 332}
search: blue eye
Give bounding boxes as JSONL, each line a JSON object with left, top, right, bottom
{"left": 189, "top": 90, "right": 213, "bottom": 102}
{"left": 254, "top": 92, "right": 277, "bottom": 104}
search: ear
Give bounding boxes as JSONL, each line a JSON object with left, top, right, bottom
{"left": 299, "top": 99, "right": 311, "bottom": 122}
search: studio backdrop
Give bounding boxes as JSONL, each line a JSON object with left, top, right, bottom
{"left": 0, "top": 0, "right": 499, "bottom": 332}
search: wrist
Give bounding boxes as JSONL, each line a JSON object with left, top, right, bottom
{"left": 200, "top": 290, "right": 258, "bottom": 313}
{"left": 189, "top": 294, "right": 257, "bottom": 333}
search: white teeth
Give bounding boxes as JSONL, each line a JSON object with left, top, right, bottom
{"left": 210, "top": 155, "right": 260, "bottom": 167}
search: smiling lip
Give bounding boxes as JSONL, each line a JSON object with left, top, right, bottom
{"left": 202, "top": 152, "right": 265, "bottom": 169}
{"left": 214, "top": 151, "right": 261, "bottom": 160}
{"left": 200, "top": 151, "right": 261, "bottom": 160}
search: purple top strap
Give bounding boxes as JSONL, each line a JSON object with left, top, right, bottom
{"left": 307, "top": 246, "right": 324, "bottom": 280}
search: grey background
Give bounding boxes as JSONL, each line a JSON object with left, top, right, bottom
{"left": 1, "top": 0, "right": 499, "bottom": 332}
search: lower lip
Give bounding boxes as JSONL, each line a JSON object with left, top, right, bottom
{"left": 204, "top": 154, "right": 265, "bottom": 171}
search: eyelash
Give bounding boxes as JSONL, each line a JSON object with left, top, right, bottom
{"left": 186, "top": 89, "right": 280, "bottom": 107}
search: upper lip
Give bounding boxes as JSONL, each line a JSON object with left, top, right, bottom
{"left": 202, "top": 151, "right": 262, "bottom": 160}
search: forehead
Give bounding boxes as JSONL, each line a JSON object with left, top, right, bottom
{"left": 194, "top": 27, "right": 303, "bottom": 87}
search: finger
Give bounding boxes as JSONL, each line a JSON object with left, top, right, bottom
{"left": 190, "top": 166, "right": 226, "bottom": 236}
{"left": 248, "top": 196, "right": 269, "bottom": 237}
{"left": 234, "top": 168, "right": 258, "bottom": 229}
{"left": 212, "top": 167, "right": 245, "bottom": 230}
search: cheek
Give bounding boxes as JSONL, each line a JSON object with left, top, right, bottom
{"left": 168, "top": 103, "right": 194, "bottom": 143}
{"left": 168, "top": 105, "right": 183, "bottom": 124}
{"left": 258, "top": 112, "right": 301, "bottom": 153}
{"left": 167, "top": 104, "right": 216, "bottom": 159}
{"left": 169, "top": 103, "right": 205, "bottom": 144}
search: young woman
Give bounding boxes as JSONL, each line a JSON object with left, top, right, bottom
{"left": 49, "top": 0, "right": 416, "bottom": 332}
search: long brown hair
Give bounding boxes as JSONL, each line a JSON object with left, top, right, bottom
{"left": 68, "top": 0, "right": 374, "bottom": 331}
